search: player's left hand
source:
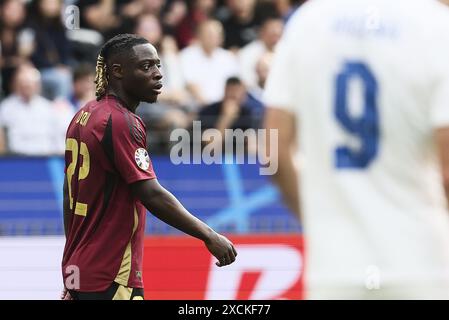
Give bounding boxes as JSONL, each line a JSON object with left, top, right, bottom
{"left": 204, "top": 232, "right": 238, "bottom": 267}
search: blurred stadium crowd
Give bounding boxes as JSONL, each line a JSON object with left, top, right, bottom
{"left": 0, "top": 0, "right": 305, "bottom": 155}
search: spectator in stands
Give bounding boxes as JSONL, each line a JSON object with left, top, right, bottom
{"left": 0, "top": 0, "right": 30, "bottom": 97}
{"left": 77, "top": 0, "right": 170, "bottom": 39}
{"left": 250, "top": 0, "right": 279, "bottom": 22}
{"left": 238, "top": 17, "right": 283, "bottom": 89}
{"left": 171, "top": 0, "right": 216, "bottom": 49}
{"left": 139, "top": 0, "right": 166, "bottom": 15}
{"left": 27, "top": 0, "right": 72, "bottom": 100}
{"left": 0, "top": 65, "right": 63, "bottom": 155}
{"left": 180, "top": 19, "right": 238, "bottom": 108}
{"left": 0, "top": 0, "right": 294, "bottom": 157}
{"left": 68, "top": 63, "right": 96, "bottom": 111}
{"left": 219, "top": 0, "right": 260, "bottom": 51}
{"left": 249, "top": 51, "right": 273, "bottom": 102}
{"left": 244, "top": 51, "right": 272, "bottom": 123}
{"left": 135, "top": 13, "right": 191, "bottom": 153}
{"left": 198, "top": 77, "right": 260, "bottom": 152}
{"left": 274, "top": 0, "right": 305, "bottom": 22}
{"left": 118, "top": 0, "right": 169, "bottom": 35}
{"left": 77, "top": 0, "right": 121, "bottom": 36}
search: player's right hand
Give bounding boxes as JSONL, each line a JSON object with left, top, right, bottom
{"left": 60, "top": 288, "right": 73, "bottom": 300}
{"left": 204, "top": 232, "right": 238, "bottom": 267}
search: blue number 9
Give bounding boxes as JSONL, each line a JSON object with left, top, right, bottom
{"left": 335, "top": 62, "right": 379, "bottom": 169}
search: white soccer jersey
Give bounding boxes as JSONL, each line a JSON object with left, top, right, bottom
{"left": 264, "top": 0, "right": 449, "bottom": 298}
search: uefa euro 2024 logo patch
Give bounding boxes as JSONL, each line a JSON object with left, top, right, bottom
{"left": 135, "top": 148, "right": 150, "bottom": 171}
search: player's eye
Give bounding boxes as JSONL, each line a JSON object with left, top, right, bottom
{"left": 142, "top": 63, "right": 161, "bottom": 71}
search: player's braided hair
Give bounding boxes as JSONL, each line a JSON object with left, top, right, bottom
{"left": 94, "top": 55, "right": 108, "bottom": 100}
{"left": 94, "top": 34, "right": 150, "bottom": 100}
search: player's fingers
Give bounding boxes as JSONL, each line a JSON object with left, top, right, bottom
{"left": 215, "top": 258, "right": 225, "bottom": 267}
{"left": 231, "top": 244, "right": 238, "bottom": 257}
{"left": 223, "top": 253, "right": 232, "bottom": 266}
{"left": 228, "top": 247, "right": 236, "bottom": 263}
{"left": 216, "top": 255, "right": 228, "bottom": 267}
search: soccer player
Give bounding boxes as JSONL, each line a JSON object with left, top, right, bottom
{"left": 61, "top": 34, "right": 237, "bottom": 300}
{"left": 264, "top": 0, "right": 449, "bottom": 299}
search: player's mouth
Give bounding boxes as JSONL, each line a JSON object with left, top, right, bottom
{"left": 151, "top": 83, "right": 163, "bottom": 95}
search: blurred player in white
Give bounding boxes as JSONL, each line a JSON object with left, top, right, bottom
{"left": 264, "top": 0, "right": 449, "bottom": 299}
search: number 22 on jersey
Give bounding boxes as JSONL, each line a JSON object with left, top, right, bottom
{"left": 66, "top": 138, "right": 90, "bottom": 216}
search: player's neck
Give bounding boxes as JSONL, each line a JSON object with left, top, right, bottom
{"left": 106, "top": 88, "right": 139, "bottom": 113}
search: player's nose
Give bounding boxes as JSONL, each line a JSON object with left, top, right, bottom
{"left": 154, "top": 73, "right": 162, "bottom": 81}
{"left": 153, "top": 68, "right": 162, "bottom": 81}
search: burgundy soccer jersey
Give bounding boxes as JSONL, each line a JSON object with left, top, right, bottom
{"left": 62, "top": 95, "right": 156, "bottom": 292}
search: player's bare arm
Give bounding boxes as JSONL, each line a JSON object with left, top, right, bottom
{"left": 264, "top": 107, "right": 301, "bottom": 222}
{"left": 0, "top": 127, "right": 6, "bottom": 154}
{"left": 436, "top": 127, "right": 449, "bottom": 204}
{"left": 131, "top": 179, "right": 238, "bottom": 267}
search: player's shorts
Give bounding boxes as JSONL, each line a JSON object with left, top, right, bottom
{"left": 69, "top": 282, "right": 144, "bottom": 300}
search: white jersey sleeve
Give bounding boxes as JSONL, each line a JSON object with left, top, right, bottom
{"left": 431, "top": 40, "right": 449, "bottom": 128}
{"left": 263, "top": 20, "right": 298, "bottom": 112}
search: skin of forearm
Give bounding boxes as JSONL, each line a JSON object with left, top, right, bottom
{"left": 0, "top": 128, "right": 6, "bottom": 154}
{"left": 435, "top": 128, "right": 449, "bottom": 207}
{"left": 140, "top": 186, "right": 214, "bottom": 242}
{"left": 444, "top": 175, "right": 449, "bottom": 206}
{"left": 272, "top": 152, "right": 301, "bottom": 222}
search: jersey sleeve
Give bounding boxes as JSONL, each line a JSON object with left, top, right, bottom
{"left": 111, "top": 112, "right": 156, "bottom": 184}
{"left": 263, "top": 23, "right": 298, "bottom": 113}
{"left": 430, "top": 61, "right": 449, "bottom": 128}
{"left": 430, "top": 21, "right": 449, "bottom": 128}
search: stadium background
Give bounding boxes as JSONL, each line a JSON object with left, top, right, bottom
{"left": 0, "top": 0, "right": 304, "bottom": 299}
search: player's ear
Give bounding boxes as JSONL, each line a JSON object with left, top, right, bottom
{"left": 110, "top": 64, "right": 123, "bottom": 79}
